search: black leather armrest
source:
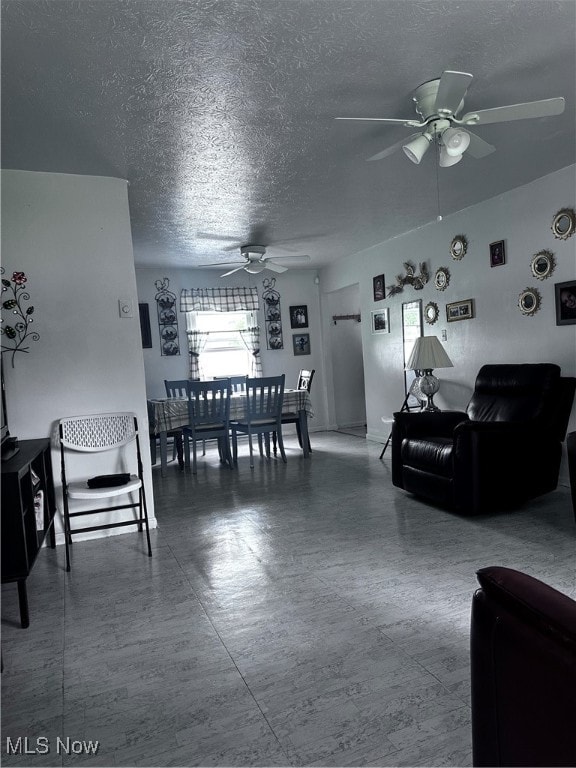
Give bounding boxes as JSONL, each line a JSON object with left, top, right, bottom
{"left": 476, "top": 566, "right": 576, "bottom": 641}
{"left": 393, "top": 410, "right": 468, "bottom": 438}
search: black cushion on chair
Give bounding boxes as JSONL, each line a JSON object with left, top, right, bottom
{"left": 87, "top": 473, "right": 131, "bottom": 488}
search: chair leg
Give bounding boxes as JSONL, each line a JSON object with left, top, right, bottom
{"left": 183, "top": 433, "right": 191, "bottom": 471}
{"left": 63, "top": 492, "right": 72, "bottom": 572}
{"left": 175, "top": 432, "right": 184, "bottom": 470}
{"left": 140, "top": 485, "right": 152, "bottom": 558}
{"left": 275, "top": 426, "right": 287, "bottom": 463}
{"left": 192, "top": 437, "right": 198, "bottom": 474}
{"left": 272, "top": 431, "right": 277, "bottom": 455}
{"left": 248, "top": 429, "right": 254, "bottom": 468}
{"left": 232, "top": 428, "right": 238, "bottom": 465}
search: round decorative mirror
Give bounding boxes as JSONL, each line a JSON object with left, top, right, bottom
{"left": 530, "top": 250, "right": 555, "bottom": 280}
{"left": 434, "top": 266, "right": 450, "bottom": 291}
{"left": 518, "top": 287, "right": 541, "bottom": 316}
{"left": 424, "top": 301, "right": 439, "bottom": 325}
{"left": 551, "top": 208, "right": 576, "bottom": 240}
{"left": 450, "top": 235, "right": 468, "bottom": 260}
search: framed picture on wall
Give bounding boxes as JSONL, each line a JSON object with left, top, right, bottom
{"left": 373, "top": 274, "right": 385, "bottom": 301}
{"left": 489, "top": 240, "right": 506, "bottom": 267}
{"left": 139, "top": 303, "right": 152, "bottom": 348}
{"left": 292, "top": 333, "right": 311, "bottom": 355}
{"left": 371, "top": 308, "right": 390, "bottom": 334}
{"left": 446, "top": 298, "right": 475, "bottom": 322}
{"left": 289, "top": 305, "right": 308, "bottom": 329}
{"left": 555, "top": 280, "right": 576, "bottom": 325}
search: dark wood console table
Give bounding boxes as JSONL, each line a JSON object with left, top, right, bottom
{"left": 1, "top": 439, "right": 57, "bottom": 627}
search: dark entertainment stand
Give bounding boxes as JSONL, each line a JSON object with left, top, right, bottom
{"left": 1, "top": 438, "right": 57, "bottom": 628}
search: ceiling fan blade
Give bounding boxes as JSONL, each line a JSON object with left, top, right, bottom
{"left": 196, "top": 232, "right": 241, "bottom": 242}
{"left": 221, "top": 265, "right": 247, "bottom": 277}
{"left": 335, "top": 116, "right": 423, "bottom": 127}
{"left": 197, "top": 261, "right": 244, "bottom": 267}
{"left": 434, "top": 71, "right": 473, "bottom": 115}
{"left": 264, "top": 261, "right": 288, "bottom": 273}
{"left": 263, "top": 254, "right": 311, "bottom": 262}
{"left": 461, "top": 96, "right": 565, "bottom": 125}
{"left": 367, "top": 133, "right": 421, "bottom": 162}
{"left": 465, "top": 130, "right": 496, "bottom": 159}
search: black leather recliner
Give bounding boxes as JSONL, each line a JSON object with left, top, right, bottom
{"left": 391, "top": 363, "right": 575, "bottom": 514}
{"left": 471, "top": 566, "right": 576, "bottom": 766}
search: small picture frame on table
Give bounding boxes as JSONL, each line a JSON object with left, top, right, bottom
{"left": 371, "top": 308, "right": 390, "bottom": 333}
{"left": 489, "top": 240, "right": 506, "bottom": 268}
{"left": 373, "top": 275, "right": 385, "bottom": 302}
{"left": 292, "top": 333, "right": 311, "bottom": 355}
{"left": 555, "top": 280, "right": 576, "bottom": 326}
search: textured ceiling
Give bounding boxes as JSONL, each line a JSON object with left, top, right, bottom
{"left": 2, "top": 0, "right": 575, "bottom": 270}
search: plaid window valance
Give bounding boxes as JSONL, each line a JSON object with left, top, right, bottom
{"left": 180, "top": 287, "right": 259, "bottom": 312}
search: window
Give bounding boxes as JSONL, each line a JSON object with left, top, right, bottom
{"left": 186, "top": 311, "right": 255, "bottom": 379}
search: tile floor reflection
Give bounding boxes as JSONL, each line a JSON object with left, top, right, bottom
{"left": 2, "top": 431, "right": 575, "bottom": 767}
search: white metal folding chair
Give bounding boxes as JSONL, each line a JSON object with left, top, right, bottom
{"left": 59, "top": 412, "right": 152, "bottom": 572}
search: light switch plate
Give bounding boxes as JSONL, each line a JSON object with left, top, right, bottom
{"left": 441, "top": 329, "right": 447, "bottom": 341}
{"left": 119, "top": 299, "right": 133, "bottom": 318}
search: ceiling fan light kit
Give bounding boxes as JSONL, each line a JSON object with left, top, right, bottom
{"left": 337, "top": 70, "right": 565, "bottom": 168}
{"left": 402, "top": 133, "right": 432, "bottom": 164}
{"left": 439, "top": 147, "right": 462, "bottom": 167}
{"left": 442, "top": 127, "right": 471, "bottom": 156}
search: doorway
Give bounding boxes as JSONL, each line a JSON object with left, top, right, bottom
{"left": 325, "top": 284, "right": 366, "bottom": 433}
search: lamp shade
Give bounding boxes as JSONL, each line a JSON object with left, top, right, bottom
{"left": 442, "top": 127, "right": 471, "bottom": 157}
{"left": 439, "top": 147, "right": 462, "bottom": 167}
{"left": 402, "top": 134, "right": 432, "bottom": 164}
{"left": 406, "top": 335, "right": 453, "bottom": 371}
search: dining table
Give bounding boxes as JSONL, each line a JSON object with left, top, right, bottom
{"left": 148, "top": 388, "right": 314, "bottom": 475}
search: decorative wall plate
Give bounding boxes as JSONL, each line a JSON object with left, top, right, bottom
{"left": 434, "top": 266, "right": 450, "bottom": 291}
{"left": 551, "top": 208, "right": 576, "bottom": 240}
{"left": 424, "top": 301, "right": 439, "bottom": 325}
{"left": 450, "top": 235, "right": 468, "bottom": 260}
{"left": 518, "top": 287, "right": 541, "bottom": 316}
{"left": 530, "top": 250, "right": 555, "bottom": 280}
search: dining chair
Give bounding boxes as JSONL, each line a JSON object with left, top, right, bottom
{"left": 183, "top": 379, "right": 232, "bottom": 474}
{"left": 213, "top": 375, "right": 247, "bottom": 393}
{"left": 59, "top": 412, "right": 152, "bottom": 572}
{"left": 273, "top": 368, "right": 315, "bottom": 455}
{"left": 231, "top": 374, "right": 286, "bottom": 468}
{"left": 151, "top": 379, "right": 190, "bottom": 469}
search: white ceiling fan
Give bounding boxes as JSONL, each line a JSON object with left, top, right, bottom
{"left": 336, "top": 70, "right": 565, "bottom": 167}
{"left": 197, "top": 245, "right": 311, "bottom": 277}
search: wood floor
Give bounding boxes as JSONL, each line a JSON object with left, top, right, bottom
{"left": 2, "top": 431, "right": 575, "bottom": 767}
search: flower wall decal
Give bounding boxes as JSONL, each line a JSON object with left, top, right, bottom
{"left": 1, "top": 268, "right": 40, "bottom": 367}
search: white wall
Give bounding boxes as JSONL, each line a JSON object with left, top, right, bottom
{"left": 320, "top": 164, "right": 576, "bottom": 483}
{"left": 135, "top": 267, "right": 329, "bottom": 433}
{"left": 1, "top": 170, "right": 155, "bottom": 539}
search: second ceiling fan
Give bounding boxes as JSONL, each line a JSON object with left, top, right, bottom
{"left": 336, "top": 70, "right": 565, "bottom": 166}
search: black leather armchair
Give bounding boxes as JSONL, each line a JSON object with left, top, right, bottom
{"left": 392, "top": 363, "right": 575, "bottom": 514}
{"left": 471, "top": 566, "right": 576, "bottom": 767}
